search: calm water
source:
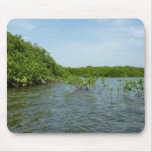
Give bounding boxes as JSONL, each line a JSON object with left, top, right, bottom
{"left": 7, "top": 77, "right": 144, "bottom": 133}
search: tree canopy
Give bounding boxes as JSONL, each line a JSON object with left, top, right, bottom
{"left": 7, "top": 32, "right": 65, "bottom": 87}
{"left": 64, "top": 66, "right": 144, "bottom": 78}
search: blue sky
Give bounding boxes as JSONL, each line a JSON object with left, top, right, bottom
{"left": 7, "top": 19, "right": 144, "bottom": 67}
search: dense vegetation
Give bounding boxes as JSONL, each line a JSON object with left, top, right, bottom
{"left": 7, "top": 32, "right": 66, "bottom": 87}
{"left": 64, "top": 66, "right": 144, "bottom": 78}
{"left": 7, "top": 32, "right": 144, "bottom": 87}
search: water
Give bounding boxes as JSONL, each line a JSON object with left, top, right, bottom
{"left": 7, "top": 77, "right": 144, "bottom": 133}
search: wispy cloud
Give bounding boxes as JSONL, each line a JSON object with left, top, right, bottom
{"left": 8, "top": 19, "right": 35, "bottom": 33}
{"left": 110, "top": 19, "right": 144, "bottom": 38}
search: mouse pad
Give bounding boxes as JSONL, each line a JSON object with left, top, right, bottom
{"left": 7, "top": 19, "right": 144, "bottom": 133}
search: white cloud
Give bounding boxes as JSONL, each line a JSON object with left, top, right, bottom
{"left": 102, "top": 19, "right": 144, "bottom": 38}
{"left": 8, "top": 19, "right": 35, "bottom": 32}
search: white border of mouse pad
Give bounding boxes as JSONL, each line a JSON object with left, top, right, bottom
{"left": 0, "top": 0, "right": 151, "bottom": 151}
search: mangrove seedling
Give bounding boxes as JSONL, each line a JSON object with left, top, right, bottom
{"left": 107, "top": 87, "right": 114, "bottom": 102}
{"left": 101, "top": 77, "right": 106, "bottom": 87}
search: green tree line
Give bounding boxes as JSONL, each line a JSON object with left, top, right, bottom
{"left": 63, "top": 66, "right": 144, "bottom": 78}
{"left": 7, "top": 32, "right": 144, "bottom": 87}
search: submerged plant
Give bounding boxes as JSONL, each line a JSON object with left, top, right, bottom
{"left": 123, "top": 80, "right": 132, "bottom": 95}
{"left": 107, "top": 87, "right": 114, "bottom": 102}
{"left": 64, "top": 75, "right": 144, "bottom": 98}
{"left": 117, "top": 87, "right": 120, "bottom": 96}
{"left": 136, "top": 79, "right": 144, "bottom": 96}
{"left": 101, "top": 77, "right": 106, "bottom": 86}
{"left": 117, "top": 79, "right": 122, "bottom": 89}
{"left": 107, "top": 87, "right": 114, "bottom": 93}
{"left": 64, "top": 76, "right": 97, "bottom": 91}
{"left": 123, "top": 79, "right": 144, "bottom": 96}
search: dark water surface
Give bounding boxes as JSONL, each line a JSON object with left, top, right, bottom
{"left": 7, "top": 77, "right": 144, "bottom": 133}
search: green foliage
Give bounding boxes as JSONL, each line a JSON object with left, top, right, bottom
{"left": 64, "top": 76, "right": 96, "bottom": 90}
{"left": 64, "top": 66, "right": 144, "bottom": 78}
{"left": 64, "top": 75, "right": 144, "bottom": 97}
{"left": 7, "top": 32, "right": 67, "bottom": 87}
{"left": 107, "top": 87, "right": 114, "bottom": 92}
{"left": 123, "top": 79, "right": 144, "bottom": 96}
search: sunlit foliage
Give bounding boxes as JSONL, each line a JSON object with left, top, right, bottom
{"left": 7, "top": 32, "right": 66, "bottom": 87}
